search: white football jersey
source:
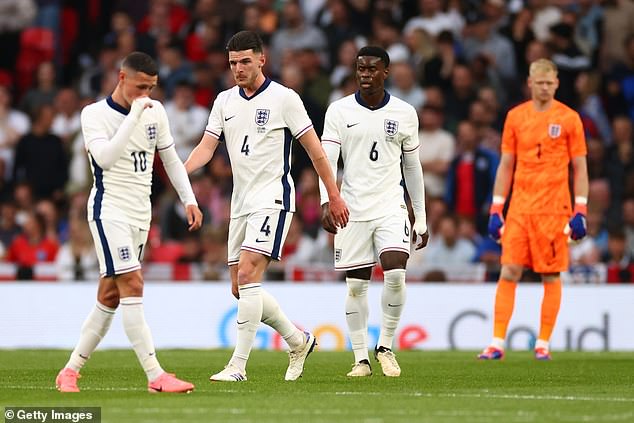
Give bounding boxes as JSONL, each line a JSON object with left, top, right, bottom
{"left": 82, "top": 97, "right": 174, "bottom": 229}
{"left": 321, "top": 91, "right": 419, "bottom": 221}
{"left": 204, "top": 78, "right": 313, "bottom": 217}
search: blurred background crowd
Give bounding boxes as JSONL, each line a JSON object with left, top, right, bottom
{"left": 0, "top": 0, "right": 633, "bottom": 283}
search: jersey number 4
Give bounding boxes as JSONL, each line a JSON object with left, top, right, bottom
{"left": 241, "top": 135, "right": 250, "bottom": 156}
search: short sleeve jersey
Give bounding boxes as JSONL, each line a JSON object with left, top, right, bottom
{"left": 322, "top": 91, "right": 419, "bottom": 221}
{"left": 501, "top": 100, "right": 587, "bottom": 216}
{"left": 82, "top": 97, "right": 174, "bottom": 229}
{"left": 204, "top": 78, "right": 313, "bottom": 217}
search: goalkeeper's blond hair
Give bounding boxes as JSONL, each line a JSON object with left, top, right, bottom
{"left": 529, "top": 59, "right": 558, "bottom": 76}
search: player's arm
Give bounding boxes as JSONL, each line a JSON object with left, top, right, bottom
{"left": 566, "top": 155, "right": 589, "bottom": 240}
{"left": 488, "top": 152, "right": 515, "bottom": 241}
{"left": 317, "top": 137, "right": 341, "bottom": 234}
{"left": 154, "top": 103, "right": 203, "bottom": 231}
{"left": 298, "top": 128, "right": 349, "bottom": 228}
{"left": 159, "top": 145, "right": 203, "bottom": 231}
{"left": 85, "top": 97, "right": 153, "bottom": 170}
{"left": 184, "top": 132, "right": 220, "bottom": 174}
{"left": 402, "top": 149, "right": 429, "bottom": 250}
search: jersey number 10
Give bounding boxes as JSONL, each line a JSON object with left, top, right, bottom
{"left": 131, "top": 151, "right": 148, "bottom": 172}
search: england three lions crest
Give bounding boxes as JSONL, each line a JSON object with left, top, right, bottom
{"left": 145, "top": 123, "right": 157, "bottom": 147}
{"left": 384, "top": 119, "right": 399, "bottom": 136}
{"left": 548, "top": 123, "right": 561, "bottom": 138}
{"left": 255, "top": 109, "right": 270, "bottom": 126}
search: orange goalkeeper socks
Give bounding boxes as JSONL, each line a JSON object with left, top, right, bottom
{"left": 493, "top": 279, "right": 518, "bottom": 340}
{"left": 538, "top": 278, "right": 562, "bottom": 343}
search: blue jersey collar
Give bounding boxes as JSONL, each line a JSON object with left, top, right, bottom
{"left": 106, "top": 96, "right": 129, "bottom": 115}
{"left": 355, "top": 90, "right": 390, "bottom": 110}
{"left": 239, "top": 77, "right": 272, "bottom": 100}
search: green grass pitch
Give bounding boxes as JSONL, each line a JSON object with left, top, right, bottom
{"left": 1, "top": 349, "right": 633, "bottom": 422}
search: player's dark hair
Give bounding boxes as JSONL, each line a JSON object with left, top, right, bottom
{"left": 122, "top": 52, "right": 158, "bottom": 76}
{"left": 357, "top": 46, "right": 390, "bottom": 67}
{"left": 226, "top": 30, "right": 264, "bottom": 53}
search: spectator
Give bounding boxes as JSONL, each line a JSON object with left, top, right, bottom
{"left": 0, "top": 85, "right": 30, "bottom": 180}
{"left": 19, "top": 61, "right": 58, "bottom": 115}
{"left": 462, "top": 13, "right": 517, "bottom": 83}
{"left": 418, "top": 103, "right": 455, "bottom": 199}
{"left": 13, "top": 104, "right": 68, "bottom": 201}
{"left": 388, "top": 61, "right": 426, "bottom": 109}
{"left": 269, "top": 0, "right": 328, "bottom": 77}
{"left": 0, "top": 201, "right": 21, "bottom": 256}
{"left": 6, "top": 210, "right": 59, "bottom": 280}
{"left": 164, "top": 81, "right": 208, "bottom": 161}
{"left": 51, "top": 87, "right": 81, "bottom": 148}
{"left": 403, "top": 0, "right": 464, "bottom": 39}
{"left": 55, "top": 215, "right": 98, "bottom": 281}
{"left": 445, "top": 120, "right": 498, "bottom": 235}
{"left": 424, "top": 214, "right": 476, "bottom": 265}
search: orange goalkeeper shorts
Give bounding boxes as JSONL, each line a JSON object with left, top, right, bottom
{"left": 500, "top": 213, "right": 570, "bottom": 273}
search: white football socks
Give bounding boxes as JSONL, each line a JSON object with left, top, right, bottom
{"left": 261, "top": 289, "right": 304, "bottom": 351}
{"left": 66, "top": 302, "right": 116, "bottom": 372}
{"left": 231, "top": 283, "right": 263, "bottom": 373}
{"left": 120, "top": 297, "right": 163, "bottom": 381}
{"left": 378, "top": 269, "right": 406, "bottom": 350}
{"left": 345, "top": 278, "right": 370, "bottom": 363}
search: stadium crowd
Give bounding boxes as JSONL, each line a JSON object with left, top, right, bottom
{"left": 0, "top": 0, "right": 633, "bottom": 282}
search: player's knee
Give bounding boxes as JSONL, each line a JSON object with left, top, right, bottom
{"left": 347, "top": 279, "right": 368, "bottom": 297}
{"left": 237, "top": 266, "right": 257, "bottom": 286}
{"left": 98, "top": 291, "right": 119, "bottom": 309}
{"left": 384, "top": 268, "right": 406, "bottom": 290}
{"left": 500, "top": 265, "right": 522, "bottom": 282}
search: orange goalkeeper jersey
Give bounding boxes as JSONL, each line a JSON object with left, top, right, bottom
{"left": 502, "top": 100, "right": 587, "bottom": 216}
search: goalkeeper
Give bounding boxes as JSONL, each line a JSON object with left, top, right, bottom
{"left": 478, "top": 59, "right": 589, "bottom": 361}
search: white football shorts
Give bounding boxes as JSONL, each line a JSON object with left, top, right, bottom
{"left": 334, "top": 213, "right": 411, "bottom": 271}
{"left": 228, "top": 209, "right": 293, "bottom": 265}
{"left": 88, "top": 219, "right": 148, "bottom": 277}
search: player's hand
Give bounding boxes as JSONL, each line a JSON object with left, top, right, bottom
{"left": 321, "top": 203, "right": 338, "bottom": 234}
{"left": 130, "top": 96, "right": 153, "bottom": 120}
{"left": 328, "top": 194, "right": 349, "bottom": 229}
{"left": 488, "top": 202, "right": 505, "bottom": 242}
{"left": 564, "top": 204, "right": 587, "bottom": 241}
{"left": 186, "top": 204, "right": 203, "bottom": 231}
{"left": 412, "top": 221, "right": 429, "bottom": 250}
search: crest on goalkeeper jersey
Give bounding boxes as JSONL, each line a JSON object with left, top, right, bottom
{"left": 255, "top": 109, "right": 270, "bottom": 126}
{"left": 548, "top": 123, "right": 561, "bottom": 138}
{"left": 384, "top": 119, "right": 399, "bottom": 136}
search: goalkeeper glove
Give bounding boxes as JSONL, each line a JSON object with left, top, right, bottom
{"left": 565, "top": 200, "right": 587, "bottom": 241}
{"left": 487, "top": 196, "right": 505, "bottom": 242}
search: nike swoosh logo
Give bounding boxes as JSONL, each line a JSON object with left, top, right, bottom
{"left": 255, "top": 239, "right": 267, "bottom": 243}
{"left": 225, "top": 115, "right": 236, "bottom": 121}
{"left": 79, "top": 354, "right": 88, "bottom": 359}
{"left": 347, "top": 122, "right": 360, "bottom": 128}
{"left": 387, "top": 304, "right": 402, "bottom": 307}
{"left": 345, "top": 311, "right": 358, "bottom": 315}
{"left": 237, "top": 320, "right": 249, "bottom": 325}
{"left": 149, "top": 352, "right": 155, "bottom": 356}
